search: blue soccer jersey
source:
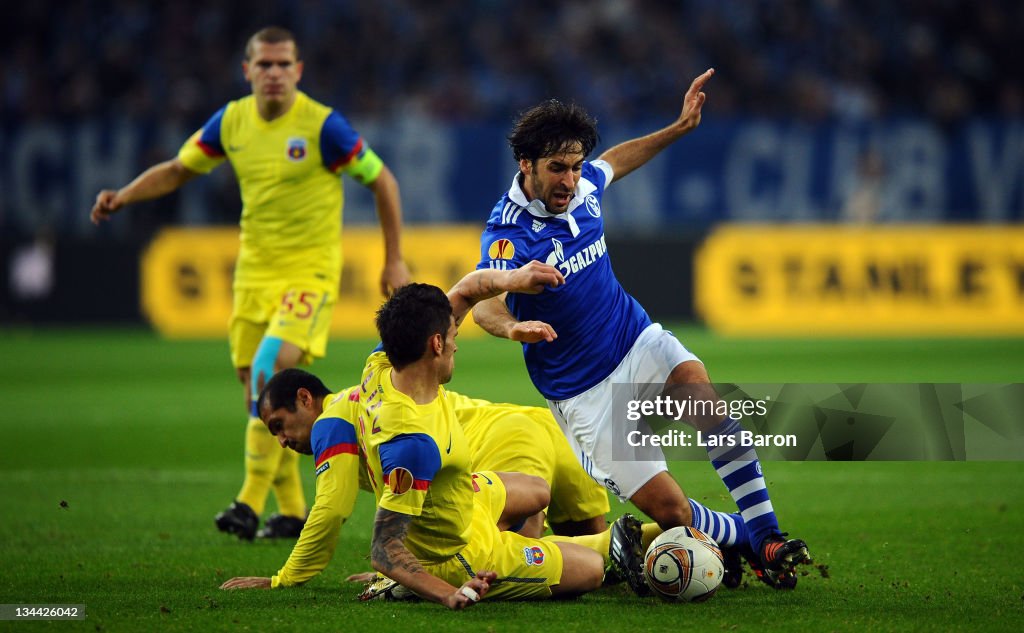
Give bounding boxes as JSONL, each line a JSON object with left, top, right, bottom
{"left": 476, "top": 160, "right": 651, "bottom": 400}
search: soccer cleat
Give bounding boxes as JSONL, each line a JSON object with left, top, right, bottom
{"left": 214, "top": 501, "right": 258, "bottom": 541}
{"left": 605, "top": 513, "right": 650, "bottom": 596}
{"left": 720, "top": 545, "right": 744, "bottom": 589}
{"left": 748, "top": 555, "right": 798, "bottom": 590}
{"left": 358, "top": 574, "right": 418, "bottom": 601}
{"left": 256, "top": 513, "right": 306, "bottom": 539}
{"left": 747, "top": 533, "right": 811, "bottom": 590}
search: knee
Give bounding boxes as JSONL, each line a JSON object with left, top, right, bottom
{"left": 558, "top": 547, "right": 605, "bottom": 596}
{"left": 667, "top": 360, "right": 711, "bottom": 385}
{"left": 630, "top": 473, "right": 692, "bottom": 529}
{"left": 647, "top": 498, "right": 692, "bottom": 531}
{"left": 524, "top": 475, "right": 551, "bottom": 513}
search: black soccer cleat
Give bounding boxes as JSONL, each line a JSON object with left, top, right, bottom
{"left": 746, "top": 533, "right": 811, "bottom": 590}
{"left": 606, "top": 513, "right": 650, "bottom": 596}
{"left": 214, "top": 501, "right": 259, "bottom": 541}
{"left": 720, "top": 544, "right": 744, "bottom": 589}
{"left": 256, "top": 513, "right": 306, "bottom": 539}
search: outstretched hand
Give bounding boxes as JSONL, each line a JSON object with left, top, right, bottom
{"left": 509, "top": 320, "right": 558, "bottom": 343}
{"left": 219, "top": 576, "right": 272, "bottom": 590}
{"left": 507, "top": 261, "right": 565, "bottom": 295}
{"left": 678, "top": 68, "right": 715, "bottom": 131}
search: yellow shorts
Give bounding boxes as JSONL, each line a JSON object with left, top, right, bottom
{"left": 461, "top": 408, "right": 610, "bottom": 525}
{"left": 425, "top": 471, "right": 564, "bottom": 600}
{"left": 229, "top": 280, "right": 336, "bottom": 368}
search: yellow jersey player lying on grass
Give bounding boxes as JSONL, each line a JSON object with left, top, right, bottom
{"left": 223, "top": 262, "right": 650, "bottom": 607}
{"left": 219, "top": 384, "right": 612, "bottom": 589}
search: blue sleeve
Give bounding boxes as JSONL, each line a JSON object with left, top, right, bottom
{"left": 311, "top": 417, "right": 359, "bottom": 469}
{"left": 378, "top": 433, "right": 441, "bottom": 484}
{"left": 320, "top": 111, "right": 364, "bottom": 171}
{"left": 583, "top": 161, "right": 609, "bottom": 193}
{"left": 197, "top": 106, "right": 227, "bottom": 157}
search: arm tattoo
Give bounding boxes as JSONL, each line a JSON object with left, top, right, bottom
{"left": 371, "top": 508, "right": 427, "bottom": 577}
{"left": 475, "top": 273, "right": 497, "bottom": 297}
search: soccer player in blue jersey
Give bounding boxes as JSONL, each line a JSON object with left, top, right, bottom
{"left": 90, "top": 27, "right": 410, "bottom": 541}
{"left": 472, "top": 69, "right": 811, "bottom": 589}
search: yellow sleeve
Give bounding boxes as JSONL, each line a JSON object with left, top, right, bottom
{"left": 271, "top": 452, "right": 360, "bottom": 588}
{"left": 177, "top": 129, "right": 227, "bottom": 175}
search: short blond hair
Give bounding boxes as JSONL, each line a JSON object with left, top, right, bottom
{"left": 245, "top": 26, "right": 300, "bottom": 60}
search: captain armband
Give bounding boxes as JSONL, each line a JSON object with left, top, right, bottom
{"left": 343, "top": 145, "right": 384, "bottom": 186}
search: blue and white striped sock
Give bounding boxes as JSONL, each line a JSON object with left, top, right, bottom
{"left": 687, "top": 499, "right": 748, "bottom": 547}
{"left": 705, "top": 417, "right": 780, "bottom": 551}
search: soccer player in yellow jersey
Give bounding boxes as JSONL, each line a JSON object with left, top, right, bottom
{"left": 90, "top": 26, "right": 410, "bottom": 540}
{"left": 216, "top": 384, "right": 611, "bottom": 591}
{"left": 225, "top": 263, "right": 650, "bottom": 607}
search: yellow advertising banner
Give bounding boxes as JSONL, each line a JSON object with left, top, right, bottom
{"left": 140, "top": 225, "right": 486, "bottom": 338}
{"left": 695, "top": 225, "right": 1024, "bottom": 336}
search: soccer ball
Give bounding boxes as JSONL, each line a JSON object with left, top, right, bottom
{"left": 643, "top": 526, "right": 724, "bottom": 602}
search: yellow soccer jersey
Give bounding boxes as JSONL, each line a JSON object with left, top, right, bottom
{"left": 271, "top": 388, "right": 363, "bottom": 587}
{"left": 177, "top": 91, "right": 383, "bottom": 288}
{"left": 354, "top": 352, "right": 474, "bottom": 563}
{"left": 449, "top": 391, "right": 610, "bottom": 524}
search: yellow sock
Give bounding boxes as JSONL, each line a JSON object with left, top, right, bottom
{"left": 272, "top": 444, "right": 306, "bottom": 518}
{"left": 641, "top": 523, "right": 663, "bottom": 553}
{"left": 544, "top": 529, "right": 613, "bottom": 564}
{"left": 236, "top": 416, "right": 283, "bottom": 516}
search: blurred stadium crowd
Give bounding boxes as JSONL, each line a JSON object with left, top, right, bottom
{"left": 4, "top": 0, "right": 1022, "bottom": 125}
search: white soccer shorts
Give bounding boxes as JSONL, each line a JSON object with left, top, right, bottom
{"left": 546, "top": 323, "right": 702, "bottom": 501}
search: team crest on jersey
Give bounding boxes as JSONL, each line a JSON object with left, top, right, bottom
{"left": 488, "top": 239, "right": 516, "bottom": 260}
{"left": 604, "top": 478, "right": 621, "bottom": 496}
{"left": 523, "top": 546, "right": 545, "bottom": 566}
{"left": 552, "top": 238, "right": 565, "bottom": 263}
{"left": 585, "top": 194, "right": 601, "bottom": 218}
{"left": 388, "top": 467, "right": 414, "bottom": 495}
{"left": 286, "top": 137, "right": 307, "bottom": 161}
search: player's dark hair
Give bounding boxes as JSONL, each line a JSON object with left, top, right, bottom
{"left": 376, "top": 283, "right": 452, "bottom": 371}
{"left": 258, "top": 368, "right": 330, "bottom": 413}
{"left": 508, "top": 99, "right": 599, "bottom": 162}
{"left": 246, "top": 26, "right": 300, "bottom": 60}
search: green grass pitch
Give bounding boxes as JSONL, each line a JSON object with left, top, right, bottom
{"left": 0, "top": 327, "right": 1021, "bottom": 632}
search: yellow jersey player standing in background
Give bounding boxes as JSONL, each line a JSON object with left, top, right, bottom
{"left": 90, "top": 26, "right": 411, "bottom": 540}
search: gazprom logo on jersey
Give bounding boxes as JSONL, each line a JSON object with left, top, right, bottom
{"left": 545, "top": 234, "right": 607, "bottom": 278}
{"left": 585, "top": 194, "right": 601, "bottom": 218}
{"left": 286, "top": 137, "right": 307, "bottom": 161}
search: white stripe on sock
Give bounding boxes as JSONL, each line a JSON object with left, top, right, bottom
{"left": 730, "top": 478, "right": 767, "bottom": 502}
{"left": 714, "top": 453, "right": 757, "bottom": 478}
{"left": 740, "top": 500, "right": 776, "bottom": 521}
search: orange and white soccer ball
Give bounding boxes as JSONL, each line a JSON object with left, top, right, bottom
{"left": 643, "top": 526, "right": 724, "bottom": 602}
